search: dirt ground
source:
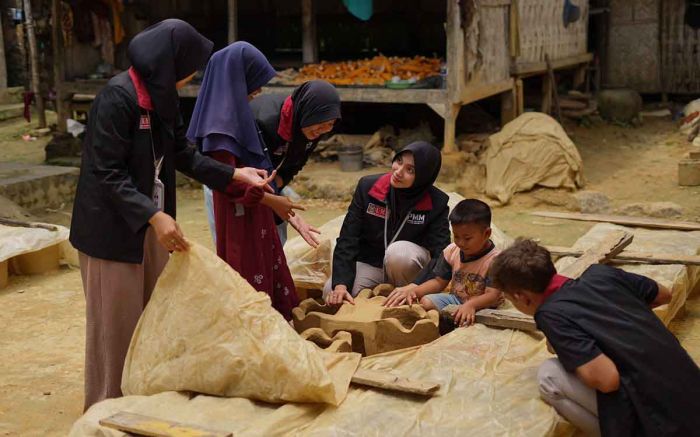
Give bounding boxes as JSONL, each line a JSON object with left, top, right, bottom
{"left": 1, "top": 116, "right": 699, "bottom": 435}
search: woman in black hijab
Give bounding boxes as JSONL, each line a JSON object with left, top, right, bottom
{"left": 203, "top": 79, "right": 341, "bottom": 247}
{"left": 324, "top": 141, "right": 451, "bottom": 305}
{"left": 70, "top": 19, "right": 272, "bottom": 410}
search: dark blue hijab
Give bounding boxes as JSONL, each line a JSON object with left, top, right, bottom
{"left": 186, "top": 42, "right": 276, "bottom": 169}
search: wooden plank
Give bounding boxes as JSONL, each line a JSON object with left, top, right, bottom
{"left": 546, "top": 246, "right": 700, "bottom": 266}
{"left": 351, "top": 368, "right": 440, "bottom": 396}
{"left": 545, "top": 55, "right": 562, "bottom": 123}
{"left": 0, "top": 217, "right": 58, "bottom": 231}
{"left": 512, "top": 53, "right": 594, "bottom": 76}
{"left": 461, "top": 79, "right": 514, "bottom": 105}
{"left": 531, "top": 211, "right": 700, "bottom": 231}
{"left": 441, "top": 305, "right": 537, "bottom": 332}
{"left": 475, "top": 309, "right": 537, "bottom": 331}
{"left": 559, "top": 230, "right": 633, "bottom": 279}
{"left": 262, "top": 86, "right": 448, "bottom": 104}
{"left": 100, "top": 412, "right": 231, "bottom": 437}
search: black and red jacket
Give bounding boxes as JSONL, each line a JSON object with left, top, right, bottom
{"left": 332, "top": 173, "right": 451, "bottom": 289}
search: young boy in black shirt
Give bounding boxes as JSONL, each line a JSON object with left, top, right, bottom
{"left": 488, "top": 239, "right": 700, "bottom": 437}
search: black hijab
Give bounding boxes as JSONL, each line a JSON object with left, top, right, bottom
{"left": 292, "top": 80, "right": 341, "bottom": 134}
{"left": 387, "top": 141, "right": 442, "bottom": 233}
{"left": 127, "top": 19, "right": 213, "bottom": 123}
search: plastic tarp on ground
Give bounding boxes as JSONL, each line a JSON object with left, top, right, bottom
{"left": 72, "top": 223, "right": 700, "bottom": 437}
{"left": 121, "top": 244, "right": 361, "bottom": 406}
{"left": 73, "top": 325, "right": 573, "bottom": 437}
{"left": 284, "top": 192, "right": 514, "bottom": 289}
{"left": 483, "top": 113, "right": 584, "bottom": 204}
{"left": 555, "top": 223, "right": 700, "bottom": 325}
{"left": 0, "top": 223, "right": 77, "bottom": 268}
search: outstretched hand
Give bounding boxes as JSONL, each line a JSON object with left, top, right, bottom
{"left": 233, "top": 167, "right": 276, "bottom": 193}
{"left": 289, "top": 214, "right": 321, "bottom": 248}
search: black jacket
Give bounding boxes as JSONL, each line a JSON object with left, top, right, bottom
{"left": 70, "top": 71, "right": 234, "bottom": 263}
{"left": 332, "top": 173, "right": 450, "bottom": 289}
{"left": 250, "top": 94, "right": 318, "bottom": 188}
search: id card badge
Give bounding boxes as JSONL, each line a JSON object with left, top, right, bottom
{"left": 152, "top": 156, "right": 164, "bottom": 210}
{"left": 152, "top": 177, "right": 164, "bottom": 210}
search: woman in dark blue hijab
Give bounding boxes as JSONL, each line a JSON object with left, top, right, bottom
{"left": 187, "top": 42, "right": 301, "bottom": 320}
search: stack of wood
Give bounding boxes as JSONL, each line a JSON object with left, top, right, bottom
{"left": 297, "top": 55, "right": 441, "bottom": 86}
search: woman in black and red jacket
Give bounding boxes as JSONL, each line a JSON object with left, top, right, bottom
{"left": 325, "top": 141, "right": 451, "bottom": 305}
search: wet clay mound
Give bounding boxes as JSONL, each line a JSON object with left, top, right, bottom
{"left": 301, "top": 328, "right": 353, "bottom": 353}
{"left": 293, "top": 285, "right": 440, "bottom": 356}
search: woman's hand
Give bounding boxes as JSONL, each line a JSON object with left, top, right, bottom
{"left": 289, "top": 214, "right": 321, "bottom": 248}
{"left": 383, "top": 284, "right": 419, "bottom": 307}
{"left": 233, "top": 167, "right": 276, "bottom": 193}
{"left": 262, "top": 194, "right": 305, "bottom": 221}
{"left": 149, "top": 211, "right": 190, "bottom": 252}
{"left": 325, "top": 285, "right": 355, "bottom": 306}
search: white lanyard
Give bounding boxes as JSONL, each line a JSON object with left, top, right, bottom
{"left": 147, "top": 111, "right": 164, "bottom": 210}
{"left": 384, "top": 207, "right": 411, "bottom": 249}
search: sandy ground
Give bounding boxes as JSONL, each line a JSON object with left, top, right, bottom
{"left": 1, "top": 116, "right": 699, "bottom": 435}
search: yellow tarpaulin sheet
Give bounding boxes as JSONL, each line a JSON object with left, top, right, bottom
{"left": 484, "top": 113, "right": 584, "bottom": 204}
{"left": 121, "top": 244, "right": 361, "bottom": 406}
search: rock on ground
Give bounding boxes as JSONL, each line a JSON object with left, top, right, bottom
{"left": 617, "top": 202, "right": 684, "bottom": 218}
{"left": 573, "top": 190, "right": 612, "bottom": 214}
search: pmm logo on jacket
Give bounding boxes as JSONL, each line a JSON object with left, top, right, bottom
{"left": 139, "top": 114, "right": 151, "bottom": 130}
{"left": 407, "top": 212, "right": 426, "bottom": 225}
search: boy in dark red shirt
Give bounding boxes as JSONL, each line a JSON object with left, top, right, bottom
{"left": 488, "top": 239, "right": 700, "bottom": 437}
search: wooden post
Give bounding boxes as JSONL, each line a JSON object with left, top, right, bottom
{"left": 0, "top": 14, "right": 7, "bottom": 89}
{"left": 301, "top": 0, "right": 318, "bottom": 64}
{"left": 443, "top": 0, "right": 464, "bottom": 153}
{"left": 500, "top": 85, "right": 517, "bottom": 125}
{"left": 515, "top": 78, "right": 524, "bottom": 115}
{"left": 227, "top": 0, "right": 238, "bottom": 43}
{"left": 52, "top": 0, "right": 67, "bottom": 132}
{"left": 23, "top": 0, "right": 46, "bottom": 128}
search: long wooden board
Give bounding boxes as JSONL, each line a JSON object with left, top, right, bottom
{"left": 351, "top": 368, "right": 440, "bottom": 396}
{"left": 559, "top": 231, "right": 633, "bottom": 278}
{"left": 474, "top": 309, "right": 538, "bottom": 332}
{"left": 531, "top": 211, "right": 700, "bottom": 231}
{"left": 546, "top": 246, "right": 700, "bottom": 266}
{"left": 100, "top": 412, "right": 231, "bottom": 437}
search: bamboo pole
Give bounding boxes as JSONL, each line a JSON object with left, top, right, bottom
{"left": 301, "top": 0, "right": 318, "bottom": 64}
{"left": 51, "top": 0, "right": 66, "bottom": 132}
{"left": 23, "top": 0, "right": 46, "bottom": 128}
{"left": 0, "top": 14, "right": 7, "bottom": 89}
{"left": 227, "top": 0, "right": 238, "bottom": 43}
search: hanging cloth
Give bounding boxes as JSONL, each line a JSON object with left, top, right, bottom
{"left": 343, "top": 0, "right": 373, "bottom": 21}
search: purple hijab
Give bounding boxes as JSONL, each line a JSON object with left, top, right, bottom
{"left": 186, "top": 42, "right": 276, "bottom": 169}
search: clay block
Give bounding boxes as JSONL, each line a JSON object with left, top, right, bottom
{"left": 689, "top": 148, "right": 700, "bottom": 160}
{"left": 9, "top": 244, "right": 60, "bottom": 275}
{"left": 301, "top": 328, "right": 353, "bottom": 353}
{"left": 0, "top": 260, "right": 8, "bottom": 289}
{"left": 293, "top": 285, "right": 440, "bottom": 356}
{"left": 679, "top": 159, "right": 700, "bottom": 186}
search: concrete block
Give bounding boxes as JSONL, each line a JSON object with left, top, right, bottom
{"left": 9, "top": 244, "right": 60, "bottom": 275}
{"left": 293, "top": 284, "right": 440, "bottom": 356}
{"left": 0, "top": 162, "right": 79, "bottom": 210}
{"left": 679, "top": 159, "right": 700, "bottom": 186}
{"left": 0, "top": 260, "right": 8, "bottom": 289}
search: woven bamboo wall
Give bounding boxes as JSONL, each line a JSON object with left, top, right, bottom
{"left": 515, "top": 0, "right": 589, "bottom": 65}
{"left": 463, "top": 0, "right": 511, "bottom": 86}
{"left": 661, "top": 0, "right": 700, "bottom": 94}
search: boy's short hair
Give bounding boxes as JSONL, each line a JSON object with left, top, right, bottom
{"left": 488, "top": 238, "right": 556, "bottom": 294}
{"left": 449, "top": 199, "right": 491, "bottom": 228}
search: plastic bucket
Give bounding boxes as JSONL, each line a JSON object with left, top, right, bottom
{"left": 337, "top": 145, "right": 363, "bottom": 172}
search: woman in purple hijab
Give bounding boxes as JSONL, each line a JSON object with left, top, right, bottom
{"left": 187, "top": 42, "right": 301, "bottom": 320}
